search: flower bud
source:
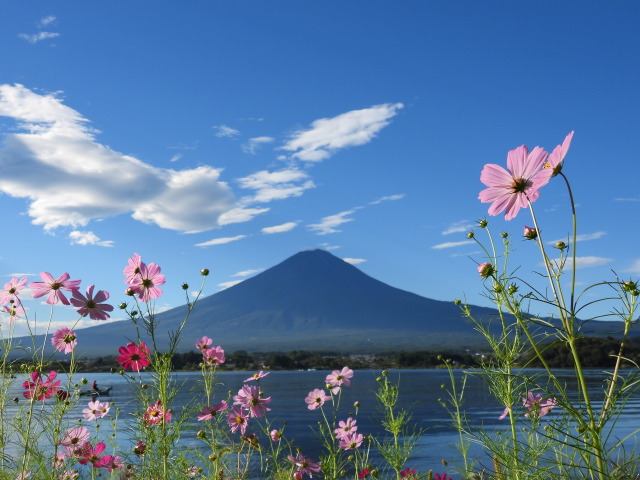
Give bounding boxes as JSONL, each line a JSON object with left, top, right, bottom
{"left": 477, "top": 263, "right": 494, "bottom": 278}
{"left": 501, "top": 232, "right": 508, "bottom": 238}
{"left": 555, "top": 241, "right": 567, "bottom": 250}
{"left": 200, "top": 268, "right": 210, "bottom": 276}
{"left": 478, "top": 219, "right": 488, "bottom": 228}
{"left": 453, "top": 299, "right": 461, "bottom": 305}
{"left": 12, "top": 397, "right": 18, "bottom": 403}
{"left": 523, "top": 226, "right": 537, "bottom": 240}
{"left": 81, "top": 378, "right": 88, "bottom": 385}
{"left": 182, "top": 283, "right": 189, "bottom": 290}
{"left": 125, "top": 287, "right": 135, "bottom": 296}
{"left": 133, "top": 441, "right": 146, "bottom": 456}
{"left": 197, "top": 430, "right": 206, "bottom": 439}
{"left": 466, "top": 231, "right": 474, "bottom": 239}
{"left": 507, "top": 284, "right": 519, "bottom": 295}
{"left": 493, "top": 284, "right": 503, "bottom": 293}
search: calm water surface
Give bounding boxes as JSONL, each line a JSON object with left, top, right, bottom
{"left": 6, "top": 369, "right": 640, "bottom": 476}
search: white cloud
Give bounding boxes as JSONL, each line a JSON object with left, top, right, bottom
{"left": 218, "top": 280, "right": 243, "bottom": 290}
{"left": 431, "top": 240, "right": 475, "bottom": 250}
{"left": 624, "top": 259, "right": 640, "bottom": 275}
{"left": 18, "top": 32, "right": 60, "bottom": 44}
{"left": 550, "top": 231, "right": 606, "bottom": 244}
{"left": 308, "top": 210, "right": 357, "bottom": 235}
{"left": 195, "top": 235, "right": 246, "bottom": 247}
{"left": 261, "top": 222, "right": 298, "bottom": 234}
{"left": 237, "top": 169, "right": 314, "bottom": 203}
{"left": 549, "top": 256, "right": 612, "bottom": 270}
{"left": 232, "top": 269, "right": 263, "bottom": 277}
{"left": 242, "top": 136, "right": 274, "bottom": 154}
{"left": 212, "top": 125, "right": 240, "bottom": 138}
{"left": 38, "top": 16, "right": 57, "bottom": 27}
{"left": 343, "top": 258, "right": 366, "bottom": 265}
{"left": 442, "top": 220, "right": 474, "bottom": 236}
{"left": 0, "top": 84, "right": 238, "bottom": 233}
{"left": 281, "top": 103, "right": 403, "bottom": 162}
{"left": 169, "top": 153, "right": 181, "bottom": 162}
{"left": 318, "top": 243, "right": 340, "bottom": 251}
{"left": 68, "top": 230, "right": 114, "bottom": 247}
{"left": 369, "top": 194, "right": 405, "bottom": 205}
{"left": 614, "top": 197, "right": 640, "bottom": 202}
{"left": 218, "top": 207, "right": 269, "bottom": 225}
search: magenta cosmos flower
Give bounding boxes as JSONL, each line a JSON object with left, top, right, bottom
{"left": 116, "top": 341, "right": 151, "bottom": 371}
{"left": 523, "top": 391, "right": 557, "bottom": 418}
{"left": 244, "top": 370, "right": 270, "bottom": 382}
{"left": 288, "top": 452, "right": 322, "bottom": 478}
{"left": 227, "top": 406, "right": 249, "bottom": 435}
{"left": 0, "top": 276, "right": 27, "bottom": 304}
{"left": 51, "top": 327, "right": 77, "bottom": 354}
{"left": 326, "top": 366, "right": 354, "bottom": 394}
{"left": 70, "top": 285, "right": 113, "bottom": 320}
{"left": 23, "top": 371, "right": 60, "bottom": 401}
{"left": 129, "top": 262, "right": 166, "bottom": 302}
{"left": 233, "top": 385, "right": 271, "bottom": 418}
{"left": 305, "top": 388, "right": 330, "bottom": 410}
{"left": 77, "top": 441, "right": 108, "bottom": 467}
{"left": 479, "top": 144, "right": 552, "bottom": 221}
{"left": 197, "top": 400, "right": 228, "bottom": 421}
{"left": 545, "top": 131, "right": 574, "bottom": 177}
{"left": 30, "top": 272, "right": 81, "bottom": 305}
{"left": 82, "top": 399, "right": 110, "bottom": 420}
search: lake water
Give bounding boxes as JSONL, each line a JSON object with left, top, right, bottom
{"left": 5, "top": 368, "right": 640, "bottom": 477}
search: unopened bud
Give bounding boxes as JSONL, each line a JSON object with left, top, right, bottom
{"left": 508, "top": 284, "right": 519, "bottom": 294}
{"left": 182, "top": 283, "right": 189, "bottom": 290}
{"left": 453, "top": 299, "right": 461, "bottom": 305}
{"left": 555, "top": 241, "right": 567, "bottom": 250}
{"left": 119, "top": 302, "right": 127, "bottom": 310}
{"left": 501, "top": 232, "right": 508, "bottom": 238}
{"left": 467, "top": 231, "right": 474, "bottom": 239}
{"left": 478, "top": 219, "right": 488, "bottom": 228}
{"left": 477, "top": 262, "right": 494, "bottom": 278}
{"left": 125, "top": 287, "right": 135, "bottom": 296}
{"left": 200, "top": 268, "right": 210, "bottom": 276}
{"left": 523, "top": 226, "right": 537, "bottom": 240}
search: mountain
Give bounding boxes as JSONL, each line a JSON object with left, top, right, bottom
{"left": 17, "top": 249, "right": 628, "bottom": 357}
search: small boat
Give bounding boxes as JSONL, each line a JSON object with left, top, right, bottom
{"left": 79, "top": 386, "right": 112, "bottom": 397}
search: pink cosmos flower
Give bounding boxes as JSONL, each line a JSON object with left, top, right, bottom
{"left": 123, "top": 253, "right": 144, "bottom": 284}
{"left": 60, "top": 427, "right": 90, "bottom": 452}
{"left": 270, "top": 429, "right": 282, "bottom": 442}
{"left": 0, "top": 276, "right": 27, "bottom": 304}
{"left": 51, "top": 328, "right": 77, "bottom": 354}
{"left": 339, "top": 432, "right": 364, "bottom": 450}
{"left": 195, "top": 336, "right": 213, "bottom": 351}
{"left": 59, "top": 471, "right": 79, "bottom": 480}
{"left": 498, "top": 406, "right": 510, "bottom": 420}
{"left": 243, "top": 370, "right": 270, "bottom": 382}
{"left": 143, "top": 400, "right": 172, "bottom": 425}
{"left": 288, "top": 452, "right": 322, "bottom": 478}
{"left": 523, "top": 391, "right": 557, "bottom": 418}
{"left": 334, "top": 417, "right": 357, "bottom": 439}
{"left": 233, "top": 385, "right": 271, "bottom": 418}
{"left": 70, "top": 285, "right": 113, "bottom": 320}
{"left": 129, "top": 262, "right": 166, "bottom": 302}
{"left": 52, "top": 452, "right": 67, "bottom": 468}
{"left": 22, "top": 371, "right": 60, "bottom": 401}
{"left": 326, "top": 366, "right": 354, "bottom": 394}
{"left": 2, "top": 302, "right": 25, "bottom": 321}
{"left": 76, "top": 441, "right": 108, "bottom": 467}
{"left": 29, "top": 272, "right": 81, "bottom": 305}
{"left": 202, "top": 345, "right": 225, "bottom": 366}
{"left": 479, "top": 144, "right": 551, "bottom": 221}
{"left": 102, "top": 455, "right": 124, "bottom": 472}
{"left": 197, "top": 400, "right": 228, "bottom": 421}
{"left": 227, "top": 406, "right": 249, "bottom": 435}
{"left": 116, "top": 341, "right": 151, "bottom": 371}
{"left": 305, "top": 388, "right": 330, "bottom": 410}
{"left": 545, "top": 131, "right": 574, "bottom": 177}
{"left": 185, "top": 466, "right": 202, "bottom": 478}
{"left": 82, "top": 399, "right": 110, "bottom": 420}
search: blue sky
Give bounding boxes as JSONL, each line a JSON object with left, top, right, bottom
{"left": 1, "top": 1, "right": 639, "bottom": 338}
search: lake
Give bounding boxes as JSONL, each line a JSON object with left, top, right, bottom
{"left": 5, "top": 368, "right": 640, "bottom": 477}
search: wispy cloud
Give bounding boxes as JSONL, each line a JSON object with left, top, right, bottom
{"left": 369, "top": 194, "right": 405, "bottom": 205}
{"left": 308, "top": 209, "right": 358, "bottom": 235}
{"left": 261, "top": 222, "right": 298, "bottom": 234}
{"left": 343, "top": 258, "right": 366, "bottom": 265}
{"left": 441, "top": 220, "right": 474, "bottom": 236}
{"left": 242, "top": 136, "right": 274, "bottom": 154}
{"left": 281, "top": 103, "right": 403, "bottom": 162}
{"left": 614, "top": 197, "right": 640, "bottom": 202}
{"left": 232, "top": 269, "right": 263, "bottom": 277}
{"left": 18, "top": 32, "right": 60, "bottom": 44}
{"left": 218, "top": 280, "right": 244, "bottom": 290}
{"left": 212, "top": 125, "right": 240, "bottom": 138}
{"left": 0, "top": 85, "right": 238, "bottom": 233}
{"left": 237, "top": 169, "right": 314, "bottom": 203}
{"left": 218, "top": 207, "right": 269, "bottom": 225}
{"left": 550, "top": 231, "right": 607, "bottom": 244}
{"left": 195, "top": 235, "right": 247, "bottom": 247}
{"left": 624, "top": 259, "right": 640, "bottom": 275}
{"left": 318, "top": 243, "right": 340, "bottom": 251}
{"left": 432, "top": 240, "right": 475, "bottom": 250}
{"left": 68, "top": 230, "right": 114, "bottom": 247}
{"left": 550, "top": 256, "right": 612, "bottom": 269}
{"left": 169, "top": 153, "right": 182, "bottom": 162}
{"left": 38, "top": 16, "right": 57, "bottom": 27}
